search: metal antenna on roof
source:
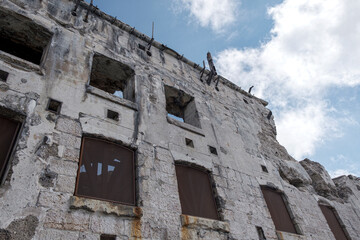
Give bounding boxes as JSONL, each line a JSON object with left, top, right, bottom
{"left": 83, "top": 0, "right": 93, "bottom": 22}
{"left": 71, "top": 0, "right": 81, "bottom": 16}
{"left": 152, "top": 21, "right": 154, "bottom": 39}
{"left": 147, "top": 22, "right": 155, "bottom": 51}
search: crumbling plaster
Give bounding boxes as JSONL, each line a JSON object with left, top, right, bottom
{"left": 0, "top": 0, "right": 359, "bottom": 239}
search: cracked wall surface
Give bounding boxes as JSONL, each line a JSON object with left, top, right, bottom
{"left": 0, "top": 0, "right": 359, "bottom": 240}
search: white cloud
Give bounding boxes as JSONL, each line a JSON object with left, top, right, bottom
{"left": 329, "top": 169, "right": 357, "bottom": 178}
{"left": 215, "top": 0, "right": 360, "bottom": 159}
{"left": 175, "top": 0, "right": 238, "bottom": 32}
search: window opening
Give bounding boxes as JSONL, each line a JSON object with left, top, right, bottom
{"left": 89, "top": 54, "right": 135, "bottom": 102}
{"left": 319, "top": 205, "right": 349, "bottom": 240}
{"left": 175, "top": 163, "right": 219, "bottom": 220}
{"left": 261, "top": 165, "right": 268, "bottom": 173}
{"left": 46, "top": 98, "right": 62, "bottom": 114}
{"left": 100, "top": 234, "right": 116, "bottom": 240}
{"left": 0, "top": 8, "right": 52, "bottom": 65}
{"left": 107, "top": 109, "right": 119, "bottom": 121}
{"left": 0, "top": 116, "right": 21, "bottom": 183}
{"left": 209, "top": 146, "right": 218, "bottom": 155}
{"left": 256, "top": 226, "right": 267, "bottom": 240}
{"left": 185, "top": 138, "right": 194, "bottom": 148}
{"left": 75, "top": 137, "right": 135, "bottom": 205}
{"left": 0, "top": 70, "right": 9, "bottom": 82}
{"left": 138, "top": 44, "right": 146, "bottom": 51}
{"left": 261, "top": 187, "right": 298, "bottom": 234}
{"left": 164, "top": 85, "right": 201, "bottom": 128}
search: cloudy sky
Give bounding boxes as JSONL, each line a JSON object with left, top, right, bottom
{"left": 87, "top": 0, "right": 360, "bottom": 178}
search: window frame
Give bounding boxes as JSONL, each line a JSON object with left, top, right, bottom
{"left": 261, "top": 186, "right": 300, "bottom": 234}
{"left": 175, "top": 162, "right": 220, "bottom": 220}
{"left": 0, "top": 7, "right": 52, "bottom": 67}
{"left": 164, "top": 85, "right": 201, "bottom": 129}
{"left": 74, "top": 137, "right": 136, "bottom": 206}
{"left": 319, "top": 204, "right": 350, "bottom": 240}
{"left": 0, "top": 115, "right": 23, "bottom": 185}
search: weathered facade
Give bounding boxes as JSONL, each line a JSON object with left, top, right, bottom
{"left": 0, "top": 0, "right": 359, "bottom": 239}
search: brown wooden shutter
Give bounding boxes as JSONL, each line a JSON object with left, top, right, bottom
{"left": 175, "top": 164, "right": 219, "bottom": 220}
{"left": 0, "top": 116, "right": 21, "bottom": 181}
{"left": 320, "top": 205, "right": 348, "bottom": 240}
{"left": 261, "top": 187, "right": 297, "bottom": 234}
{"left": 75, "top": 137, "right": 135, "bottom": 205}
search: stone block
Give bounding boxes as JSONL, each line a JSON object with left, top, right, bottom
{"left": 55, "top": 117, "right": 82, "bottom": 136}
{"left": 69, "top": 196, "right": 142, "bottom": 218}
{"left": 44, "top": 210, "right": 90, "bottom": 231}
{"left": 37, "top": 191, "right": 70, "bottom": 208}
{"left": 55, "top": 175, "right": 76, "bottom": 193}
{"left": 63, "top": 147, "right": 81, "bottom": 162}
{"left": 37, "top": 228, "right": 79, "bottom": 240}
{"left": 49, "top": 157, "right": 79, "bottom": 176}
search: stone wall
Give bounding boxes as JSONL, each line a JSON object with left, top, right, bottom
{"left": 0, "top": 0, "right": 359, "bottom": 239}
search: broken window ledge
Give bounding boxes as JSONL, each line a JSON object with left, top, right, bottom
{"left": 276, "top": 231, "right": 305, "bottom": 240}
{"left": 180, "top": 214, "right": 229, "bottom": 233}
{"left": 86, "top": 85, "right": 138, "bottom": 111}
{"left": 69, "top": 196, "right": 142, "bottom": 218}
{"left": 0, "top": 50, "right": 43, "bottom": 75}
{"left": 166, "top": 116, "right": 205, "bottom": 137}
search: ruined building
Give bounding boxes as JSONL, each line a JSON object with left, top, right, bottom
{"left": 0, "top": 0, "right": 360, "bottom": 239}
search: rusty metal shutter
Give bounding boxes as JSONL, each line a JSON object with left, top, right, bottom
{"left": 175, "top": 164, "right": 219, "bottom": 220}
{"left": 320, "top": 205, "right": 348, "bottom": 240}
{"left": 261, "top": 187, "right": 297, "bottom": 234}
{"left": 0, "top": 116, "right": 20, "bottom": 181}
{"left": 75, "top": 137, "right": 135, "bottom": 205}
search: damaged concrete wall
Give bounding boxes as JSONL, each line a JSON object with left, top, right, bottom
{"left": 0, "top": 0, "right": 359, "bottom": 239}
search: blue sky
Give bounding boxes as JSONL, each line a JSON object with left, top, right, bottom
{"left": 86, "top": 0, "right": 360, "bottom": 178}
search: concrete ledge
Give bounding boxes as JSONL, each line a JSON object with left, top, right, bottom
{"left": 86, "top": 85, "right": 138, "bottom": 111}
{"left": 0, "top": 50, "right": 43, "bottom": 75}
{"left": 180, "top": 214, "right": 229, "bottom": 233}
{"left": 69, "top": 196, "right": 142, "bottom": 218}
{"left": 276, "top": 231, "right": 306, "bottom": 240}
{"left": 167, "top": 116, "right": 205, "bottom": 137}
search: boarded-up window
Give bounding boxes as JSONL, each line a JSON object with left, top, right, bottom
{"left": 320, "top": 205, "right": 348, "bottom": 240}
{"left": 0, "top": 116, "right": 21, "bottom": 182}
{"left": 261, "top": 187, "right": 297, "bottom": 234}
{"left": 75, "top": 137, "right": 135, "bottom": 205}
{"left": 175, "top": 164, "right": 219, "bottom": 220}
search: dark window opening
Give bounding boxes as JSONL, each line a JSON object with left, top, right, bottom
{"left": 261, "top": 187, "right": 298, "bottom": 234}
{"left": 185, "top": 138, "right": 194, "bottom": 148}
{"left": 256, "top": 226, "right": 267, "bottom": 240}
{"left": 46, "top": 98, "right": 62, "bottom": 114}
{"left": 0, "top": 116, "right": 21, "bottom": 184}
{"left": 75, "top": 137, "right": 136, "bottom": 205}
{"left": 319, "top": 205, "right": 349, "bottom": 240}
{"left": 138, "top": 44, "right": 146, "bottom": 51}
{"left": 209, "top": 146, "right": 218, "bottom": 155}
{"left": 0, "top": 70, "right": 9, "bottom": 82}
{"left": 89, "top": 54, "right": 135, "bottom": 102}
{"left": 164, "top": 85, "right": 201, "bottom": 128}
{"left": 107, "top": 110, "right": 119, "bottom": 121}
{"left": 100, "top": 234, "right": 117, "bottom": 240}
{"left": 261, "top": 165, "right": 268, "bottom": 173}
{"left": 175, "top": 163, "right": 219, "bottom": 220}
{"left": 0, "top": 8, "right": 52, "bottom": 65}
